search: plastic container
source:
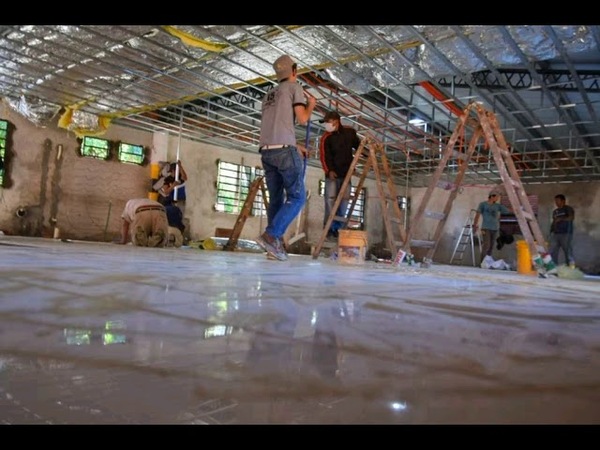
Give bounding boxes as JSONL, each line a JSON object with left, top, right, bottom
{"left": 516, "top": 240, "right": 536, "bottom": 275}
{"left": 338, "top": 230, "right": 368, "bottom": 265}
{"left": 150, "top": 163, "right": 161, "bottom": 179}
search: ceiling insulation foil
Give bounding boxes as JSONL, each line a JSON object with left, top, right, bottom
{"left": 0, "top": 24, "right": 595, "bottom": 184}
{"left": 2, "top": 24, "right": 596, "bottom": 121}
{"left": 3, "top": 95, "right": 60, "bottom": 127}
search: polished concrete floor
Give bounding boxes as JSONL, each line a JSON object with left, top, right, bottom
{"left": 1, "top": 235, "right": 599, "bottom": 424}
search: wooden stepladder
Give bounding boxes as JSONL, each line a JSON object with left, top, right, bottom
{"left": 404, "top": 102, "right": 551, "bottom": 273}
{"left": 223, "top": 176, "right": 268, "bottom": 251}
{"left": 312, "top": 135, "right": 408, "bottom": 260}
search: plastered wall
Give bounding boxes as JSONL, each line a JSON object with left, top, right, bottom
{"left": 2, "top": 108, "right": 596, "bottom": 273}
{"left": 410, "top": 183, "right": 600, "bottom": 274}
{"left": 0, "top": 108, "right": 385, "bottom": 249}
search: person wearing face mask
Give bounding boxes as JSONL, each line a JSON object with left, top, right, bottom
{"left": 318, "top": 111, "right": 361, "bottom": 239}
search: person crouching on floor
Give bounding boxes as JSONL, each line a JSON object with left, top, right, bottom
{"left": 118, "top": 198, "right": 169, "bottom": 247}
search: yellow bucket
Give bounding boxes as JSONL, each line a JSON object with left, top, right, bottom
{"left": 147, "top": 191, "right": 159, "bottom": 201}
{"left": 516, "top": 240, "right": 536, "bottom": 275}
{"left": 338, "top": 230, "right": 368, "bottom": 265}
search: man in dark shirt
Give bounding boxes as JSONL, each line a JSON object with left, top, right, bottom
{"left": 549, "top": 194, "right": 575, "bottom": 267}
{"left": 319, "top": 111, "right": 361, "bottom": 238}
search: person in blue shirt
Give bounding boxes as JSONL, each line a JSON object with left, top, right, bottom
{"left": 473, "top": 191, "right": 512, "bottom": 264}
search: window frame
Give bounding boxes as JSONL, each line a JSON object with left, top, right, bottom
{"left": 117, "top": 141, "right": 146, "bottom": 165}
{"left": 318, "top": 179, "right": 366, "bottom": 230}
{"left": 215, "top": 160, "right": 267, "bottom": 216}
{"left": 80, "top": 136, "right": 111, "bottom": 160}
{"left": 0, "top": 119, "right": 9, "bottom": 187}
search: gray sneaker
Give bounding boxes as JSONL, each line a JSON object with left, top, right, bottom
{"left": 256, "top": 232, "right": 288, "bottom": 261}
{"left": 269, "top": 238, "right": 289, "bottom": 261}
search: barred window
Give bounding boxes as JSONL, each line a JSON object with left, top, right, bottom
{"left": 318, "top": 179, "right": 366, "bottom": 229}
{"left": 118, "top": 142, "right": 145, "bottom": 165}
{"left": 0, "top": 120, "right": 8, "bottom": 186}
{"left": 80, "top": 136, "right": 110, "bottom": 160}
{"left": 215, "top": 160, "right": 267, "bottom": 216}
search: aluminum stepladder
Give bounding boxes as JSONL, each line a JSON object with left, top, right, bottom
{"left": 403, "top": 102, "right": 553, "bottom": 275}
{"left": 311, "top": 134, "right": 408, "bottom": 260}
{"left": 223, "top": 176, "right": 269, "bottom": 251}
{"left": 449, "top": 209, "right": 482, "bottom": 266}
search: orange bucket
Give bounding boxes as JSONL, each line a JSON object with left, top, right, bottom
{"left": 338, "top": 230, "right": 368, "bottom": 265}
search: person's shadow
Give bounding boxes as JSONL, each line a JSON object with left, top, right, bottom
{"left": 245, "top": 299, "right": 298, "bottom": 375}
{"left": 310, "top": 304, "right": 342, "bottom": 380}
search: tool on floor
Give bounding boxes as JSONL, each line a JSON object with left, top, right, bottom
{"left": 449, "top": 209, "right": 482, "bottom": 266}
{"left": 312, "top": 135, "right": 408, "bottom": 261}
{"left": 223, "top": 176, "right": 269, "bottom": 252}
{"left": 403, "top": 101, "right": 554, "bottom": 275}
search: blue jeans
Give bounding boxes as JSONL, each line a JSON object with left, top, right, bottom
{"left": 324, "top": 177, "right": 351, "bottom": 233}
{"left": 549, "top": 232, "right": 574, "bottom": 265}
{"left": 260, "top": 147, "right": 306, "bottom": 239}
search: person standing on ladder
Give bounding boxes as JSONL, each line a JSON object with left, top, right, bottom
{"left": 319, "top": 110, "right": 361, "bottom": 239}
{"left": 255, "top": 54, "right": 316, "bottom": 261}
{"left": 473, "top": 191, "right": 512, "bottom": 264}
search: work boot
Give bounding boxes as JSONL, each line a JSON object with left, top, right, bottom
{"left": 134, "top": 227, "right": 148, "bottom": 246}
{"left": 148, "top": 229, "right": 166, "bottom": 247}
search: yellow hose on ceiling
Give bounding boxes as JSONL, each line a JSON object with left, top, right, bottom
{"left": 162, "top": 26, "right": 229, "bottom": 52}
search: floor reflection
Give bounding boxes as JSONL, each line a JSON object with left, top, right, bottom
{"left": 1, "top": 236, "right": 599, "bottom": 424}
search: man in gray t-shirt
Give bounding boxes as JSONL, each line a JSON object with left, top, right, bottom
{"left": 255, "top": 54, "right": 316, "bottom": 261}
